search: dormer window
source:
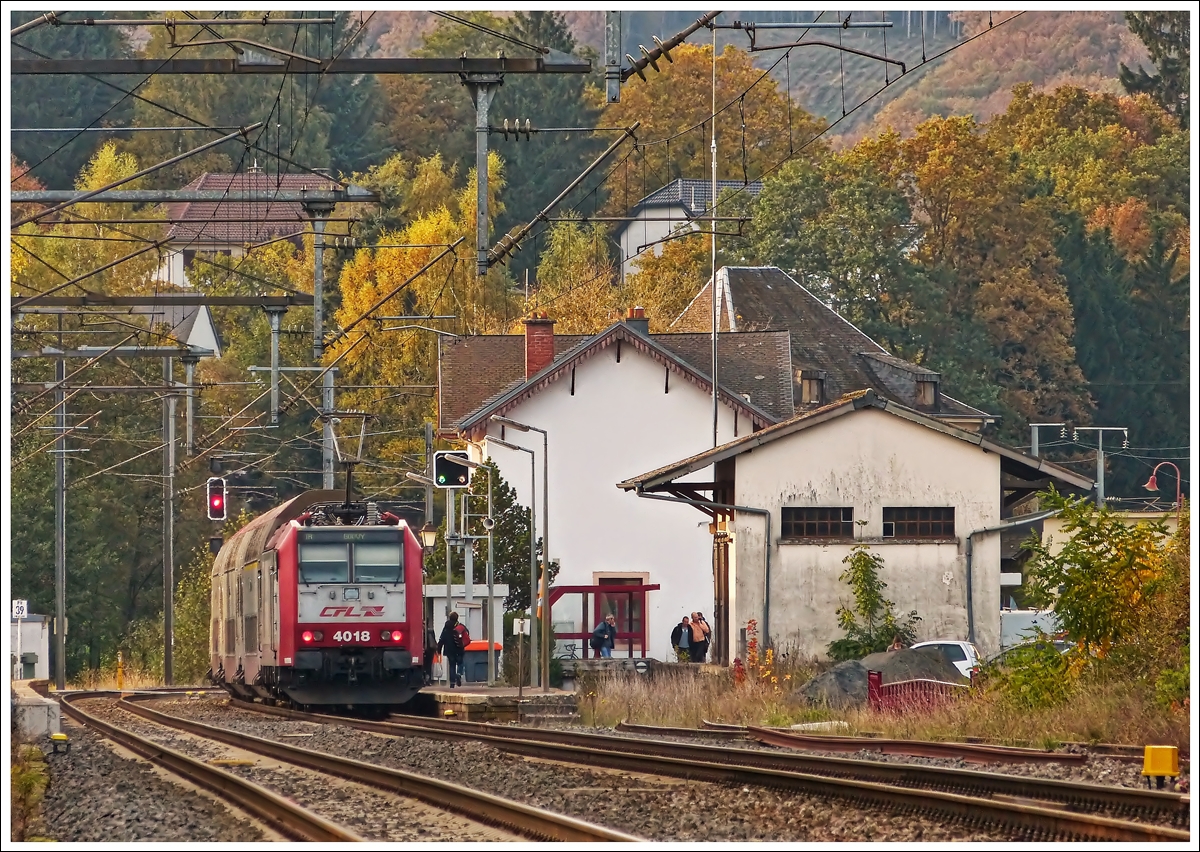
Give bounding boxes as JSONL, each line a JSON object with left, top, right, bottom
{"left": 917, "top": 377, "right": 938, "bottom": 407}
{"left": 798, "top": 369, "right": 826, "bottom": 404}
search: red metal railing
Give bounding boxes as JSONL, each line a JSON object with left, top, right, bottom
{"left": 867, "top": 670, "right": 969, "bottom": 711}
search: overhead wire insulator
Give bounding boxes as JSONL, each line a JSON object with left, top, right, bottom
{"left": 625, "top": 53, "right": 647, "bottom": 81}
{"left": 653, "top": 36, "right": 673, "bottom": 62}
{"left": 639, "top": 45, "right": 660, "bottom": 72}
{"left": 502, "top": 118, "right": 510, "bottom": 140}
{"left": 524, "top": 118, "right": 532, "bottom": 140}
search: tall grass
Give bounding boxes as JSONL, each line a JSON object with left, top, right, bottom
{"left": 590, "top": 670, "right": 1189, "bottom": 748}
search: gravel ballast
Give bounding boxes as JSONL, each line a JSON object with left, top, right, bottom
{"left": 153, "top": 696, "right": 1012, "bottom": 842}
{"left": 40, "top": 722, "right": 267, "bottom": 843}
{"left": 69, "top": 698, "right": 520, "bottom": 842}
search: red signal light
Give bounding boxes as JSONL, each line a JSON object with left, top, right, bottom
{"left": 393, "top": 630, "right": 403, "bottom": 643}
{"left": 302, "top": 631, "right": 314, "bottom": 643}
{"left": 206, "top": 477, "right": 227, "bottom": 521}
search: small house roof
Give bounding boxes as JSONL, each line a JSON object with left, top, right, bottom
{"left": 617, "top": 389, "right": 1093, "bottom": 493}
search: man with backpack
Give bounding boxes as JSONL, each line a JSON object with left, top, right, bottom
{"left": 437, "top": 611, "right": 470, "bottom": 687}
{"left": 590, "top": 613, "right": 618, "bottom": 658}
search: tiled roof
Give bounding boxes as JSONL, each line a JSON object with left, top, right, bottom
{"left": 438, "top": 334, "right": 586, "bottom": 433}
{"left": 671, "top": 267, "right": 992, "bottom": 421}
{"left": 634, "top": 178, "right": 763, "bottom": 218}
{"left": 164, "top": 172, "right": 327, "bottom": 246}
{"left": 617, "top": 389, "right": 1092, "bottom": 493}
{"left": 438, "top": 324, "right": 793, "bottom": 434}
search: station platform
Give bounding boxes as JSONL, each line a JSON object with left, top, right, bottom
{"left": 413, "top": 684, "right": 577, "bottom": 723}
{"left": 11, "top": 679, "right": 61, "bottom": 739}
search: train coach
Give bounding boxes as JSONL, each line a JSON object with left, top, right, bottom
{"left": 208, "top": 490, "right": 426, "bottom": 707}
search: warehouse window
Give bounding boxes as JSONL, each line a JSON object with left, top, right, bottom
{"left": 883, "top": 507, "right": 955, "bottom": 539}
{"left": 781, "top": 507, "right": 854, "bottom": 539}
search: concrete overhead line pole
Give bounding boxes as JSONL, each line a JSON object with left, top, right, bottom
{"left": 163, "top": 356, "right": 177, "bottom": 684}
{"left": 462, "top": 74, "right": 502, "bottom": 276}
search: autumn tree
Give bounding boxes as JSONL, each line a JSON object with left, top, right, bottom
{"left": 603, "top": 43, "right": 824, "bottom": 206}
{"left": 379, "top": 11, "right": 603, "bottom": 235}
{"left": 1120, "top": 11, "right": 1190, "bottom": 128}
{"left": 528, "top": 216, "right": 619, "bottom": 334}
{"left": 624, "top": 231, "right": 712, "bottom": 332}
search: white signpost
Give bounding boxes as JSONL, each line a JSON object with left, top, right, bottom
{"left": 13, "top": 599, "right": 28, "bottom": 681}
{"left": 512, "top": 617, "right": 531, "bottom": 700}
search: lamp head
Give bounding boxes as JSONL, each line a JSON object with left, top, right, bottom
{"left": 491, "top": 415, "right": 530, "bottom": 432}
{"left": 418, "top": 521, "right": 439, "bottom": 550}
{"left": 1143, "top": 474, "right": 1159, "bottom": 492}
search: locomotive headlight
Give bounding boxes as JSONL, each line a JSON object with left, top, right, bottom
{"left": 313, "top": 630, "right": 324, "bottom": 641}
{"left": 302, "top": 630, "right": 314, "bottom": 643}
{"left": 392, "top": 630, "right": 403, "bottom": 643}
{"left": 381, "top": 630, "right": 392, "bottom": 641}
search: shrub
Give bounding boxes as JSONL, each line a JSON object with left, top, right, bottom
{"left": 828, "top": 541, "right": 920, "bottom": 661}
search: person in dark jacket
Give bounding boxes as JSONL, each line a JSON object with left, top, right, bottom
{"left": 591, "top": 614, "right": 618, "bottom": 658}
{"left": 437, "top": 612, "right": 467, "bottom": 687}
{"left": 670, "top": 616, "right": 692, "bottom": 662}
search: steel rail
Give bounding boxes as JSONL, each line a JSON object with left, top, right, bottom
{"left": 746, "top": 725, "right": 1089, "bottom": 765}
{"left": 701, "top": 720, "right": 1190, "bottom": 764}
{"left": 123, "top": 695, "right": 638, "bottom": 842}
{"left": 228, "top": 704, "right": 1187, "bottom": 841}
{"left": 616, "top": 720, "right": 748, "bottom": 740}
{"left": 223, "top": 701, "right": 1189, "bottom": 837}
{"left": 60, "top": 693, "right": 362, "bottom": 842}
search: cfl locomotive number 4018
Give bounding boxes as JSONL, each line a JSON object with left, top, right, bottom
{"left": 333, "top": 630, "right": 374, "bottom": 643}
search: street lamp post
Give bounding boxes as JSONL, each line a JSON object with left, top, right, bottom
{"left": 491, "top": 415, "right": 551, "bottom": 693}
{"left": 489, "top": 435, "right": 537, "bottom": 689}
{"left": 1143, "top": 462, "right": 1183, "bottom": 524}
{"left": 454, "top": 453, "right": 497, "bottom": 686}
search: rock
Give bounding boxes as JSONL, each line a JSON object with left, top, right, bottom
{"left": 796, "top": 660, "right": 869, "bottom": 708}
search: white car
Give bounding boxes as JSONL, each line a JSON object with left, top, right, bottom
{"left": 910, "top": 640, "right": 983, "bottom": 679}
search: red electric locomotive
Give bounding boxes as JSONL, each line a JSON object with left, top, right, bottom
{"left": 208, "top": 490, "right": 425, "bottom": 707}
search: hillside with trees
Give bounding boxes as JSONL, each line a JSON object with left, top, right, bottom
{"left": 8, "top": 10, "right": 1189, "bottom": 681}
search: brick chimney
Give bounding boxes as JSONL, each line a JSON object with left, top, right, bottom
{"left": 624, "top": 306, "right": 650, "bottom": 336}
{"left": 523, "top": 313, "right": 556, "bottom": 378}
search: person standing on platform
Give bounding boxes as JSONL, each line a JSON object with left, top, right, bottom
{"left": 437, "top": 612, "right": 467, "bottom": 688}
{"left": 670, "top": 615, "right": 692, "bottom": 662}
{"left": 690, "top": 612, "right": 711, "bottom": 664}
{"left": 591, "top": 613, "right": 618, "bottom": 658}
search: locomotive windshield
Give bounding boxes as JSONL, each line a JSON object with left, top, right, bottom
{"left": 297, "top": 530, "right": 404, "bottom": 584}
{"left": 353, "top": 542, "right": 403, "bottom": 583}
{"left": 299, "top": 542, "right": 349, "bottom": 583}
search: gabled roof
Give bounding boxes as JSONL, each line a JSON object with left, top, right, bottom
{"left": 126, "top": 303, "right": 222, "bottom": 357}
{"left": 671, "top": 267, "right": 993, "bottom": 422}
{"left": 442, "top": 322, "right": 793, "bottom": 438}
{"left": 164, "top": 172, "right": 325, "bottom": 246}
{"left": 631, "top": 178, "right": 763, "bottom": 218}
{"left": 617, "top": 389, "right": 1093, "bottom": 493}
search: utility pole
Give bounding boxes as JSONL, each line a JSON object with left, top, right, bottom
{"left": 182, "top": 354, "right": 198, "bottom": 454}
{"left": 462, "top": 74, "right": 502, "bottom": 275}
{"left": 162, "top": 356, "right": 176, "bottom": 685}
{"left": 264, "top": 305, "right": 287, "bottom": 424}
{"left": 605, "top": 11, "right": 622, "bottom": 103}
{"left": 302, "top": 192, "right": 337, "bottom": 362}
{"left": 321, "top": 373, "right": 336, "bottom": 489}
{"left": 1073, "top": 426, "right": 1128, "bottom": 505}
{"left": 53, "top": 329, "right": 67, "bottom": 691}
{"left": 710, "top": 18, "right": 719, "bottom": 449}
{"left": 1029, "top": 422, "right": 1066, "bottom": 458}
{"left": 424, "top": 422, "right": 435, "bottom": 523}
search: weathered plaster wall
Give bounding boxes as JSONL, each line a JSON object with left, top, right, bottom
{"left": 730, "top": 407, "right": 1004, "bottom": 657}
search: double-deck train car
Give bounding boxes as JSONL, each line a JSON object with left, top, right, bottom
{"left": 208, "top": 490, "right": 425, "bottom": 706}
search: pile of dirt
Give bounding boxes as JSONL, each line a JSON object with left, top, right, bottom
{"left": 860, "top": 648, "right": 967, "bottom": 685}
{"left": 795, "top": 648, "right": 966, "bottom": 708}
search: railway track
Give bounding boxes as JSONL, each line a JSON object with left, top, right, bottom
{"left": 115, "top": 694, "right": 638, "bottom": 842}
{"left": 696, "top": 719, "right": 1188, "bottom": 766}
{"left": 217, "top": 700, "right": 1189, "bottom": 841}
{"left": 60, "top": 693, "right": 361, "bottom": 842}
